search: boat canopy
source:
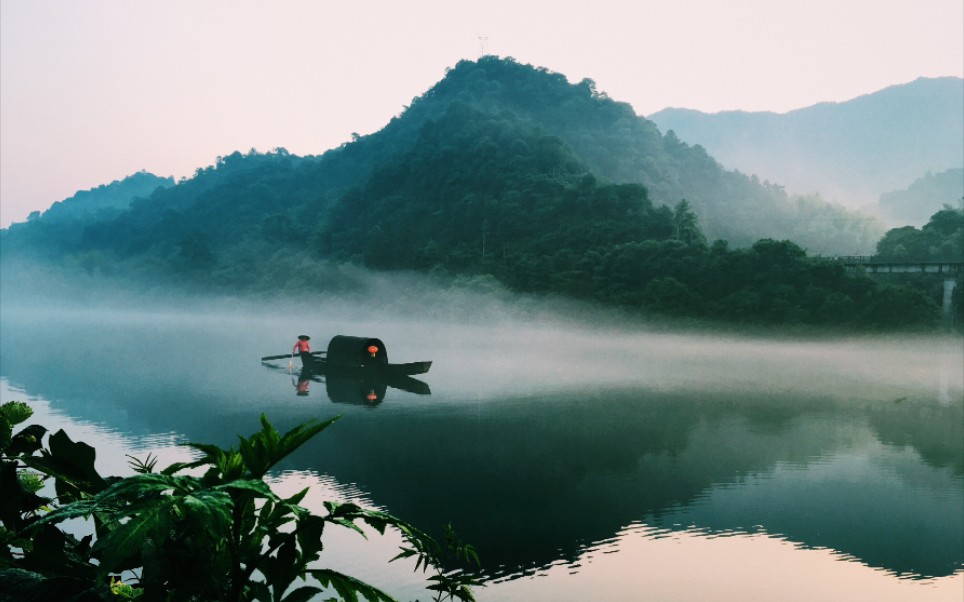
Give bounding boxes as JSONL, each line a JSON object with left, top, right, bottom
{"left": 327, "top": 335, "right": 388, "bottom": 367}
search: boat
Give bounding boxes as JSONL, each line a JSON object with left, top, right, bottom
{"left": 261, "top": 335, "right": 432, "bottom": 403}
{"left": 262, "top": 335, "right": 431, "bottom": 376}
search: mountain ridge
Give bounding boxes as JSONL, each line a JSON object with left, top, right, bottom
{"left": 647, "top": 76, "right": 964, "bottom": 208}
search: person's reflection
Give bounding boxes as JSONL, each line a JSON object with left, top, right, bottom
{"left": 293, "top": 367, "right": 312, "bottom": 396}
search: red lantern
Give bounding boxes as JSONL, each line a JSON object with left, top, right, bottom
{"left": 367, "top": 345, "right": 379, "bottom": 358}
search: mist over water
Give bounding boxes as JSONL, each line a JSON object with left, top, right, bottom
{"left": 3, "top": 268, "right": 958, "bottom": 401}
{"left": 1, "top": 277, "right": 962, "bottom": 600}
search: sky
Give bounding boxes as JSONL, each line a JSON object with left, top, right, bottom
{"left": 1, "top": 0, "right": 962, "bottom": 228}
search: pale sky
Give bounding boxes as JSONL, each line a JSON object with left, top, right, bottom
{"left": 1, "top": 0, "right": 962, "bottom": 227}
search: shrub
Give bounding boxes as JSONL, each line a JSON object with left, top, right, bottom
{"left": 0, "top": 401, "right": 480, "bottom": 601}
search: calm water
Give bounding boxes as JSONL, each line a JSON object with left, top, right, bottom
{"left": 1, "top": 301, "right": 962, "bottom": 601}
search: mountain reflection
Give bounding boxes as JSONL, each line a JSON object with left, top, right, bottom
{"left": 281, "top": 388, "right": 962, "bottom": 579}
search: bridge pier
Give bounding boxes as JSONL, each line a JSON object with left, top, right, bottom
{"left": 943, "top": 277, "right": 957, "bottom": 328}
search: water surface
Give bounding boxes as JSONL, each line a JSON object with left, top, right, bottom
{"left": 1, "top": 302, "right": 961, "bottom": 601}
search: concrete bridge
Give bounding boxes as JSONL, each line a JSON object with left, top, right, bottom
{"left": 832, "top": 256, "right": 963, "bottom": 324}
{"left": 832, "top": 256, "right": 964, "bottom": 275}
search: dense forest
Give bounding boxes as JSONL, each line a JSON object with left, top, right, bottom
{"left": 2, "top": 57, "right": 961, "bottom": 330}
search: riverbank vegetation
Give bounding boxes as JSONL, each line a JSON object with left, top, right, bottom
{"left": 0, "top": 401, "right": 480, "bottom": 601}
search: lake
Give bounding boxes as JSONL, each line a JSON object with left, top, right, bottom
{"left": 1, "top": 297, "right": 962, "bottom": 601}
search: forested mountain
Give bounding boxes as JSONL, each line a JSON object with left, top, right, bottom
{"left": 648, "top": 77, "right": 964, "bottom": 209}
{"left": 1, "top": 172, "right": 173, "bottom": 260}
{"left": 4, "top": 57, "right": 880, "bottom": 257}
{"left": 1, "top": 57, "right": 950, "bottom": 329}
{"left": 389, "top": 58, "right": 881, "bottom": 251}
{"left": 875, "top": 168, "right": 964, "bottom": 227}
{"left": 41, "top": 171, "right": 173, "bottom": 222}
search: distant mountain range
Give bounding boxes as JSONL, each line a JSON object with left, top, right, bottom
{"left": 648, "top": 77, "right": 964, "bottom": 211}
{"left": 875, "top": 168, "right": 963, "bottom": 226}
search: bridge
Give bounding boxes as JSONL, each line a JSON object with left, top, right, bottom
{"left": 832, "top": 256, "right": 964, "bottom": 275}
{"left": 832, "top": 256, "right": 963, "bottom": 324}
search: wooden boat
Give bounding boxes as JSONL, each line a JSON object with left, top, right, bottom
{"left": 307, "top": 357, "right": 432, "bottom": 377}
{"left": 261, "top": 335, "right": 432, "bottom": 377}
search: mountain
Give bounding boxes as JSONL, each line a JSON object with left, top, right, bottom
{"left": 37, "top": 171, "right": 174, "bottom": 223}
{"left": 384, "top": 58, "right": 882, "bottom": 251}
{"left": 875, "top": 168, "right": 964, "bottom": 226}
{"left": 3, "top": 57, "right": 944, "bottom": 328}
{"left": 647, "top": 77, "right": 964, "bottom": 208}
{"left": 5, "top": 57, "right": 884, "bottom": 262}
{"left": 1, "top": 171, "right": 173, "bottom": 260}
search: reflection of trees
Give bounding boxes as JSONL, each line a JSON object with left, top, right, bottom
{"left": 865, "top": 399, "right": 964, "bottom": 475}
{"left": 282, "top": 389, "right": 962, "bottom": 578}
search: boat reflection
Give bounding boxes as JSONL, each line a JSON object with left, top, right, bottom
{"left": 264, "top": 362, "right": 431, "bottom": 405}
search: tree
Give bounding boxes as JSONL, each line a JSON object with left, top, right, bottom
{"left": 877, "top": 205, "right": 964, "bottom": 261}
{"left": 672, "top": 199, "right": 706, "bottom": 246}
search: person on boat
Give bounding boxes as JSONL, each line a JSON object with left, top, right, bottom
{"left": 293, "top": 335, "right": 312, "bottom": 368}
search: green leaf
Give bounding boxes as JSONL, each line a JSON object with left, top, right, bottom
{"left": 295, "top": 514, "right": 326, "bottom": 560}
{"left": 126, "top": 453, "right": 158, "bottom": 474}
{"left": 238, "top": 436, "right": 263, "bottom": 477}
{"left": 219, "top": 450, "right": 246, "bottom": 480}
{"left": 249, "top": 416, "right": 342, "bottom": 479}
{"left": 389, "top": 547, "right": 418, "bottom": 563}
{"left": 0, "top": 417, "right": 10, "bottom": 453}
{"left": 310, "top": 568, "right": 398, "bottom": 602}
{"left": 0, "top": 401, "right": 33, "bottom": 426}
{"left": 179, "top": 489, "right": 234, "bottom": 537}
{"left": 257, "top": 534, "right": 303, "bottom": 599}
{"left": 277, "top": 417, "right": 340, "bottom": 462}
{"left": 244, "top": 581, "right": 272, "bottom": 602}
{"left": 20, "top": 524, "right": 97, "bottom": 579}
{"left": 31, "top": 496, "right": 101, "bottom": 527}
{"left": 285, "top": 486, "right": 310, "bottom": 507}
{"left": 31, "top": 429, "right": 108, "bottom": 497}
{"left": 77, "top": 473, "right": 192, "bottom": 510}
{"left": 1, "top": 460, "right": 50, "bottom": 528}
{"left": 182, "top": 441, "right": 225, "bottom": 460}
{"left": 18, "top": 470, "right": 45, "bottom": 494}
{"left": 92, "top": 496, "right": 176, "bottom": 572}
{"left": 0, "top": 567, "right": 95, "bottom": 601}
{"left": 282, "top": 585, "right": 324, "bottom": 602}
{"left": 220, "top": 478, "right": 276, "bottom": 499}
{"left": 6, "top": 424, "right": 47, "bottom": 456}
{"left": 160, "top": 458, "right": 209, "bottom": 476}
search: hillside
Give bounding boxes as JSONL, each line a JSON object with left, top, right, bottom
{"left": 390, "top": 58, "right": 881, "bottom": 250}
{"left": 647, "top": 77, "right": 964, "bottom": 208}
{"left": 875, "top": 168, "right": 964, "bottom": 226}
{"left": 1, "top": 171, "right": 173, "bottom": 260}
{"left": 38, "top": 171, "right": 174, "bottom": 223}
{"left": 2, "top": 57, "right": 945, "bottom": 329}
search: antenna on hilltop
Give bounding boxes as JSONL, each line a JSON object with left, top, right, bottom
{"left": 478, "top": 36, "right": 488, "bottom": 57}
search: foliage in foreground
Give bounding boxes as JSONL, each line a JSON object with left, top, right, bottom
{"left": 0, "top": 401, "right": 480, "bottom": 601}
